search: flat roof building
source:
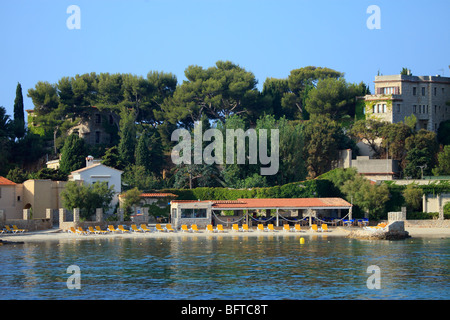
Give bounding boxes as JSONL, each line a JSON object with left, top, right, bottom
{"left": 363, "top": 74, "right": 450, "bottom": 132}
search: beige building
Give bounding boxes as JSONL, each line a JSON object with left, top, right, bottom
{"left": 26, "top": 106, "right": 120, "bottom": 146}
{"left": 337, "top": 149, "right": 399, "bottom": 180}
{"left": 0, "top": 176, "right": 66, "bottom": 220}
{"left": 364, "top": 74, "right": 450, "bottom": 132}
{"left": 0, "top": 177, "right": 20, "bottom": 220}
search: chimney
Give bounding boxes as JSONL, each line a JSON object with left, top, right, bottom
{"left": 86, "top": 155, "right": 94, "bottom": 167}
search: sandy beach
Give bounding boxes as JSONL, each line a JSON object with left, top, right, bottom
{"left": 1, "top": 225, "right": 449, "bottom": 243}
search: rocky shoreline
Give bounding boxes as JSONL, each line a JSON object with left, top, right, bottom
{"left": 346, "top": 229, "right": 410, "bottom": 240}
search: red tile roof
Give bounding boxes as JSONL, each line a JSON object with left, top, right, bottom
{"left": 171, "top": 198, "right": 351, "bottom": 209}
{"left": 0, "top": 176, "right": 16, "bottom": 186}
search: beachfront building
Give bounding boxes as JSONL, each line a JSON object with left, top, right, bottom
{"left": 0, "top": 176, "right": 66, "bottom": 221}
{"left": 170, "top": 198, "right": 352, "bottom": 229}
{"left": 363, "top": 74, "right": 450, "bottom": 132}
{"left": 0, "top": 177, "right": 19, "bottom": 220}
{"left": 69, "top": 156, "right": 123, "bottom": 212}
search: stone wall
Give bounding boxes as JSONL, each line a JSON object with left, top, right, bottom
{"left": 3, "top": 219, "right": 52, "bottom": 231}
{"left": 404, "top": 220, "right": 450, "bottom": 228}
{"left": 58, "top": 208, "right": 137, "bottom": 231}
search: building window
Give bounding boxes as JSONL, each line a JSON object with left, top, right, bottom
{"left": 413, "top": 105, "right": 416, "bottom": 113}
{"left": 378, "top": 87, "right": 399, "bottom": 95}
{"left": 383, "top": 104, "right": 387, "bottom": 113}
{"left": 434, "top": 87, "right": 437, "bottom": 96}
{"left": 180, "top": 208, "right": 207, "bottom": 219}
{"left": 413, "top": 87, "right": 417, "bottom": 95}
{"left": 397, "top": 104, "right": 401, "bottom": 113}
{"left": 95, "top": 114, "right": 101, "bottom": 124}
{"left": 172, "top": 208, "right": 177, "bottom": 218}
{"left": 422, "top": 87, "right": 425, "bottom": 96}
{"left": 17, "top": 196, "right": 21, "bottom": 202}
{"left": 95, "top": 131, "right": 101, "bottom": 144}
{"left": 109, "top": 115, "right": 114, "bottom": 124}
{"left": 373, "top": 105, "right": 376, "bottom": 113}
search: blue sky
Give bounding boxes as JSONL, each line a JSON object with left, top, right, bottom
{"left": 0, "top": 0, "right": 449, "bottom": 120}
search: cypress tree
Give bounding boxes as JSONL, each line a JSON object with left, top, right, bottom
{"left": 118, "top": 107, "right": 137, "bottom": 166}
{"left": 135, "top": 130, "right": 151, "bottom": 172}
{"left": 13, "top": 82, "right": 26, "bottom": 139}
{"left": 60, "top": 134, "right": 87, "bottom": 174}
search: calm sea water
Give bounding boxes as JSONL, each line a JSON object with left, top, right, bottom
{"left": 0, "top": 235, "right": 448, "bottom": 300}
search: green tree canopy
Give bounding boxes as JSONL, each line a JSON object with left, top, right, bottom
{"left": 341, "top": 174, "right": 390, "bottom": 219}
{"left": 402, "top": 184, "right": 423, "bottom": 212}
{"left": 303, "top": 115, "right": 341, "bottom": 179}
{"left": 433, "top": 145, "right": 450, "bottom": 176}
{"left": 61, "top": 181, "right": 115, "bottom": 219}
{"left": 404, "top": 129, "right": 438, "bottom": 178}
{"left": 304, "top": 78, "right": 366, "bottom": 120}
{"left": 160, "top": 61, "right": 260, "bottom": 126}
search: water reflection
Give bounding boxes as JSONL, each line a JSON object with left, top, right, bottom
{"left": 0, "top": 237, "right": 448, "bottom": 299}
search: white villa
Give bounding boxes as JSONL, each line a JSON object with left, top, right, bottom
{"left": 69, "top": 156, "right": 123, "bottom": 211}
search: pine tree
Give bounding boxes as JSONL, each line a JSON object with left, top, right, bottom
{"left": 13, "top": 82, "right": 26, "bottom": 139}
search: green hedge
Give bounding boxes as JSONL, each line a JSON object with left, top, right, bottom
{"left": 158, "top": 179, "right": 339, "bottom": 201}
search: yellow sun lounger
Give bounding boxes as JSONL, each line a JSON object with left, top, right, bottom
{"left": 155, "top": 224, "right": 165, "bottom": 232}
{"left": 283, "top": 224, "right": 291, "bottom": 232}
{"left": 293, "top": 224, "right": 302, "bottom": 232}
{"left": 215, "top": 224, "right": 225, "bottom": 232}
{"left": 320, "top": 224, "right": 329, "bottom": 232}
{"left": 190, "top": 224, "right": 200, "bottom": 233}
{"left": 68, "top": 227, "right": 77, "bottom": 234}
{"left": 118, "top": 225, "right": 129, "bottom": 233}
{"left": 131, "top": 224, "right": 143, "bottom": 233}
{"left": 206, "top": 224, "right": 215, "bottom": 233}
{"left": 76, "top": 227, "right": 87, "bottom": 235}
{"left": 140, "top": 224, "right": 152, "bottom": 233}
{"left": 108, "top": 225, "right": 119, "bottom": 233}
{"left": 165, "top": 224, "right": 175, "bottom": 232}
{"left": 240, "top": 224, "right": 249, "bottom": 232}
{"left": 4, "top": 226, "right": 16, "bottom": 233}
{"left": 265, "top": 224, "right": 275, "bottom": 232}
{"left": 232, "top": 224, "right": 240, "bottom": 232}
{"left": 310, "top": 224, "right": 319, "bottom": 232}
{"left": 257, "top": 224, "right": 265, "bottom": 232}
{"left": 181, "top": 225, "right": 189, "bottom": 232}
{"left": 13, "top": 225, "right": 26, "bottom": 233}
{"left": 88, "top": 226, "right": 99, "bottom": 234}
{"left": 95, "top": 226, "right": 108, "bottom": 234}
